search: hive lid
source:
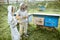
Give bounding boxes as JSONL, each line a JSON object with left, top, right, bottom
{"left": 28, "top": 13, "right": 60, "bottom": 16}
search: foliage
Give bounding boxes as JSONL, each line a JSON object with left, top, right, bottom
{"left": 0, "top": 2, "right": 60, "bottom": 40}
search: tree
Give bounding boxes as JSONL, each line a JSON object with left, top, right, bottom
{"left": 7, "top": 0, "right": 9, "bottom": 4}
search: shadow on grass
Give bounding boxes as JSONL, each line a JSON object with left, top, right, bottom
{"left": 23, "top": 24, "right": 60, "bottom": 40}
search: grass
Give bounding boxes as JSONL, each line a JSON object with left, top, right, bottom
{"left": 0, "top": 4, "right": 11, "bottom": 40}
{"left": 23, "top": 23, "right": 60, "bottom": 40}
{"left": 0, "top": 4, "right": 60, "bottom": 40}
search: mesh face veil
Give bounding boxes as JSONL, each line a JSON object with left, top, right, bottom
{"left": 19, "top": 3, "right": 27, "bottom": 11}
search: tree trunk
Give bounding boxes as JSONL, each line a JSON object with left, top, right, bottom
{"left": 7, "top": 0, "right": 9, "bottom": 4}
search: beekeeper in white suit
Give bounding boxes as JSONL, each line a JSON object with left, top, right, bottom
{"left": 8, "top": 5, "right": 20, "bottom": 40}
{"left": 16, "top": 3, "right": 28, "bottom": 37}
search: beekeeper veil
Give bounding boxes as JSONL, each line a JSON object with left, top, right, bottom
{"left": 8, "top": 5, "right": 13, "bottom": 24}
{"left": 19, "top": 2, "right": 27, "bottom": 11}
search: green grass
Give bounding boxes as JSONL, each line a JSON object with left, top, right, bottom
{"left": 23, "top": 23, "right": 60, "bottom": 40}
{"left": 0, "top": 4, "right": 60, "bottom": 40}
{"left": 0, "top": 4, "right": 11, "bottom": 40}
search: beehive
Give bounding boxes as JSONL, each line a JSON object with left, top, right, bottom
{"left": 28, "top": 13, "right": 60, "bottom": 28}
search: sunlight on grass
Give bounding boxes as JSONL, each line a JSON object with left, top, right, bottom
{"left": 0, "top": 4, "right": 60, "bottom": 40}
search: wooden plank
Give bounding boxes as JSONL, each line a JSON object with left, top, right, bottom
{"left": 33, "top": 17, "right": 44, "bottom": 25}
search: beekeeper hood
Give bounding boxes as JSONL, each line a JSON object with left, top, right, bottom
{"left": 8, "top": 5, "right": 13, "bottom": 24}
{"left": 19, "top": 2, "right": 27, "bottom": 11}
{"left": 19, "top": 2, "right": 24, "bottom": 7}
{"left": 8, "top": 5, "right": 12, "bottom": 12}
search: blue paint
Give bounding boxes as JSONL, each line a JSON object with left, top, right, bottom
{"left": 39, "top": 6, "right": 45, "bottom": 11}
{"left": 28, "top": 15, "right": 33, "bottom": 22}
{"left": 44, "top": 16, "right": 59, "bottom": 27}
{"left": 32, "top": 14, "right": 59, "bottom": 27}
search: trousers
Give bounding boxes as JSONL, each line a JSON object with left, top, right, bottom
{"left": 19, "top": 22, "right": 28, "bottom": 36}
{"left": 10, "top": 24, "right": 20, "bottom": 40}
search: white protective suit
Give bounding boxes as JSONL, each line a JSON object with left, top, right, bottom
{"left": 8, "top": 5, "right": 20, "bottom": 40}
{"left": 16, "top": 3, "right": 28, "bottom": 36}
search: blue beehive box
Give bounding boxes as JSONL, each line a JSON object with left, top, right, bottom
{"left": 28, "top": 13, "right": 60, "bottom": 28}
{"left": 39, "top": 6, "right": 45, "bottom": 11}
{"left": 28, "top": 14, "right": 33, "bottom": 22}
{"left": 44, "top": 16, "right": 59, "bottom": 27}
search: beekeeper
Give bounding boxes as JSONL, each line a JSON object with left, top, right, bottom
{"left": 16, "top": 3, "right": 28, "bottom": 37}
{"left": 8, "top": 5, "right": 20, "bottom": 40}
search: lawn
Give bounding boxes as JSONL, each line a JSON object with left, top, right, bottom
{"left": 0, "top": 4, "right": 60, "bottom": 40}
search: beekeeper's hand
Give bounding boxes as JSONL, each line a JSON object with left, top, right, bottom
{"left": 16, "top": 14, "right": 20, "bottom": 20}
